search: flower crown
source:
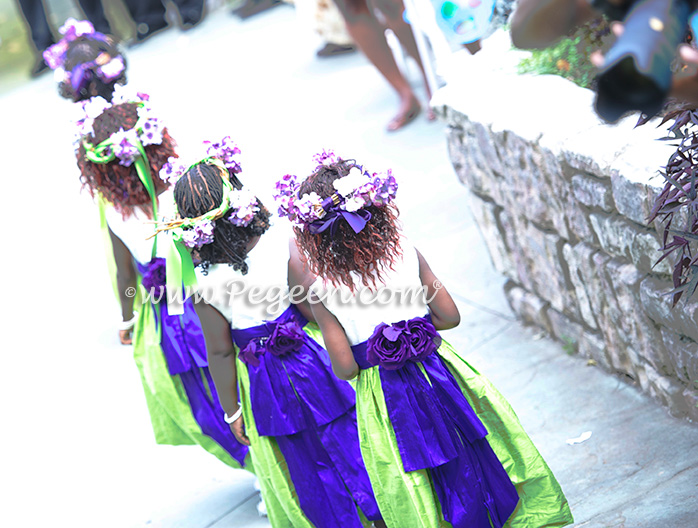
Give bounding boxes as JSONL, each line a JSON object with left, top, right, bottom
{"left": 78, "top": 85, "right": 164, "bottom": 166}
{"left": 78, "top": 86, "right": 164, "bottom": 217}
{"left": 274, "top": 149, "right": 397, "bottom": 235}
{"left": 155, "top": 153, "right": 259, "bottom": 249}
{"left": 43, "top": 18, "right": 125, "bottom": 94}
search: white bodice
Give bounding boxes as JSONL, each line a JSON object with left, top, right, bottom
{"left": 104, "top": 191, "right": 174, "bottom": 266}
{"left": 311, "top": 237, "right": 429, "bottom": 345}
{"left": 195, "top": 222, "right": 292, "bottom": 329}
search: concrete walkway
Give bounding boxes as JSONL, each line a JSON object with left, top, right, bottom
{"left": 2, "top": 5, "right": 695, "bottom": 527}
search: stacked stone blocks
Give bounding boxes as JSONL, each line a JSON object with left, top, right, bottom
{"left": 440, "top": 103, "right": 698, "bottom": 421}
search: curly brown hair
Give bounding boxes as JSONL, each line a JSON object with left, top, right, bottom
{"left": 58, "top": 36, "right": 127, "bottom": 102}
{"left": 77, "top": 102, "right": 174, "bottom": 219}
{"left": 294, "top": 159, "right": 401, "bottom": 290}
{"left": 174, "top": 162, "right": 271, "bottom": 275}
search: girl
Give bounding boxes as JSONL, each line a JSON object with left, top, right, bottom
{"left": 276, "top": 151, "right": 575, "bottom": 528}
{"left": 43, "top": 18, "right": 127, "bottom": 103}
{"left": 74, "top": 91, "right": 248, "bottom": 469}
{"left": 165, "top": 154, "right": 385, "bottom": 527}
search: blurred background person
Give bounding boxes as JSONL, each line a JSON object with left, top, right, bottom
{"left": 332, "top": 0, "right": 434, "bottom": 131}
{"left": 232, "top": 0, "right": 284, "bottom": 19}
{"left": 16, "top": 0, "right": 114, "bottom": 76}
{"left": 509, "top": 0, "right": 698, "bottom": 108}
{"left": 293, "top": 0, "right": 357, "bottom": 57}
{"left": 124, "top": 0, "right": 206, "bottom": 44}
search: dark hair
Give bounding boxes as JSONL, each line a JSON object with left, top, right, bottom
{"left": 77, "top": 102, "right": 173, "bottom": 219}
{"left": 295, "top": 159, "right": 401, "bottom": 290}
{"left": 174, "top": 162, "right": 271, "bottom": 274}
{"left": 58, "top": 36, "right": 127, "bottom": 102}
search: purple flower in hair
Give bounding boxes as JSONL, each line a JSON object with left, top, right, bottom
{"left": 266, "top": 321, "right": 306, "bottom": 357}
{"left": 194, "top": 220, "right": 215, "bottom": 244}
{"left": 110, "top": 128, "right": 140, "bottom": 166}
{"left": 371, "top": 170, "right": 398, "bottom": 206}
{"left": 228, "top": 189, "right": 259, "bottom": 227}
{"left": 313, "top": 148, "right": 339, "bottom": 167}
{"left": 138, "top": 116, "right": 164, "bottom": 146}
{"left": 59, "top": 18, "right": 95, "bottom": 39}
{"left": 239, "top": 339, "right": 264, "bottom": 368}
{"left": 43, "top": 40, "right": 69, "bottom": 70}
{"left": 205, "top": 136, "right": 242, "bottom": 174}
{"left": 160, "top": 156, "right": 187, "bottom": 185}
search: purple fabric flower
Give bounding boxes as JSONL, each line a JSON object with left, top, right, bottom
{"left": 406, "top": 318, "right": 441, "bottom": 361}
{"left": 266, "top": 321, "right": 305, "bottom": 357}
{"left": 142, "top": 258, "right": 166, "bottom": 301}
{"left": 366, "top": 321, "right": 412, "bottom": 370}
{"left": 367, "top": 317, "right": 440, "bottom": 369}
{"left": 240, "top": 339, "right": 264, "bottom": 368}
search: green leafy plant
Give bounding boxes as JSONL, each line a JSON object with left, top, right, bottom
{"left": 561, "top": 336, "right": 578, "bottom": 355}
{"left": 516, "top": 19, "right": 612, "bottom": 90}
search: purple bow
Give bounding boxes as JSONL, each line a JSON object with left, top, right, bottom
{"left": 308, "top": 208, "right": 372, "bottom": 236}
{"left": 71, "top": 63, "right": 90, "bottom": 91}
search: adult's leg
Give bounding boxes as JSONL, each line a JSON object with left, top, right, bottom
{"left": 16, "top": 0, "right": 54, "bottom": 50}
{"left": 170, "top": 0, "right": 205, "bottom": 27}
{"left": 332, "top": 0, "right": 420, "bottom": 130}
{"left": 372, "top": 0, "right": 434, "bottom": 117}
{"left": 122, "top": 0, "right": 167, "bottom": 41}
{"left": 75, "top": 0, "right": 111, "bottom": 34}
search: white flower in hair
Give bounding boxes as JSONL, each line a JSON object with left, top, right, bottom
{"left": 333, "top": 167, "right": 370, "bottom": 197}
{"left": 296, "top": 192, "right": 323, "bottom": 218}
{"left": 83, "top": 96, "right": 110, "bottom": 120}
{"left": 54, "top": 67, "right": 67, "bottom": 83}
{"left": 343, "top": 195, "right": 366, "bottom": 212}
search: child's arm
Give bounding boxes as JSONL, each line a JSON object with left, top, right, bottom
{"left": 109, "top": 227, "right": 137, "bottom": 344}
{"left": 416, "top": 249, "right": 461, "bottom": 330}
{"left": 192, "top": 299, "right": 250, "bottom": 446}
{"left": 310, "top": 294, "right": 359, "bottom": 380}
{"left": 288, "top": 238, "right": 316, "bottom": 322}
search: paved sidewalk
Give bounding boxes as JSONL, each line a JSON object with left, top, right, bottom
{"left": 2, "top": 5, "right": 695, "bottom": 528}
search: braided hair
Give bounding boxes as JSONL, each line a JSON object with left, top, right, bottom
{"left": 59, "top": 35, "right": 127, "bottom": 102}
{"left": 174, "top": 163, "right": 271, "bottom": 274}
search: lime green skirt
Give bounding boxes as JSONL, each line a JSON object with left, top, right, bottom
{"left": 99, "top": 199, "right": 246, "bottom": 470}
{"left": 132, "top": 299, "right": 246, "bottom": 469}
{"left": 354, "top": 339, "right": 573, "bottom": 528}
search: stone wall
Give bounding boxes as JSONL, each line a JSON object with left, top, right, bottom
{"left": 433, "top": 53, "right": 698, "bottom": 421}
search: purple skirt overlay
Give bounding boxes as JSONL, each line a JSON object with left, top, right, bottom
{"left": 138, "top": 261, "right": 248, "bottom": 466}
{"left": 231, "top": 305, "right": 382, "bottom": 526}
{"left": 351, "top": 315, "right": 520, "bottom": 528}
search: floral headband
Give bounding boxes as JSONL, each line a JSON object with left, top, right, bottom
{"left": 274, "top": 149, "right": 398, "bottom": 236}
{"left": 156, "top": 137, "right": 254, "bottom": 250}
{"left": 80, "top": 86, "right": 164, "bottom": 222}
{"left": 43, "top": 18, "right": 125, "bottom": 94}
{"left": 151, "top": 152, "right": 258, "bottom": 315}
